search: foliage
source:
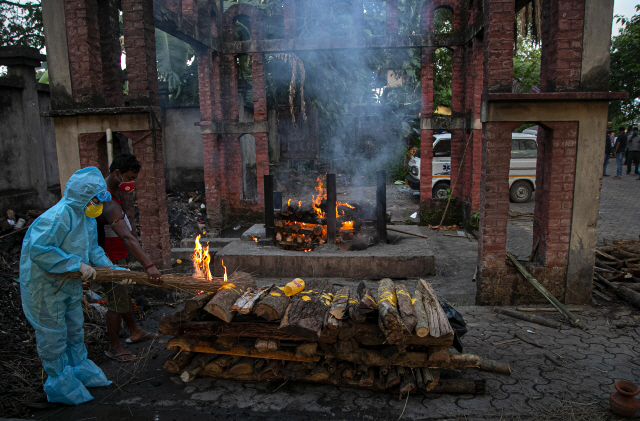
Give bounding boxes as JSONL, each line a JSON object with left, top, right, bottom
{"left": 513, "top": 20, "right": 541, "bottom": 93}
{"left": 155, "top": 29, "right": 198, "bottom": 105}
{"left": 0, "top": 0, "right": 43, "bottom": 50}
{"left": 609, "top": 5, "right": 640, "bottom": 127}
{"left": 419, "top": 196, "right": 464, "bottom": 226}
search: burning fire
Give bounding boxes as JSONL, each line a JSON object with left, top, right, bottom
{"left": 288, "top": 198, "right": 291, "bottom": 206}
{"left": 340, "top": 221, "right": 354, "bottom": 230}
{"left": 312, "top": 177, "right": 325, "bottom": 217}
{"left": 222, "top": 259, "right": 227, "bottom": 283}
{"left": 193, "top": 234, "right": 212, "bottom": 281}
{"left": 252, "top": 236, "right": 258, "bottom": 243}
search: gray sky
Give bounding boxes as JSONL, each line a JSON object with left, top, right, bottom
{"left": 613, "top": 0, "right": 639, "bottom": 34}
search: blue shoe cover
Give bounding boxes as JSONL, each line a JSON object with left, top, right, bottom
{"left": 73, "top": 359, "right": 112, "bottom": 388}
{"left": 45, "top": 366, "right": 94, "bottom": 405}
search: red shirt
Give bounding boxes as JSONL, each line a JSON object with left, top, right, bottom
{"left": 97, "top": 194, "right": 132, "bottom": 262}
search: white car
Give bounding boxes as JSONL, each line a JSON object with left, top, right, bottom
{"left": 405, "top": 133, "right": 538, "bottom": 203}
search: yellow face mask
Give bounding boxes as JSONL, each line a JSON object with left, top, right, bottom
{"left": 84, "top": 203, "right": 103, "bottom": 218}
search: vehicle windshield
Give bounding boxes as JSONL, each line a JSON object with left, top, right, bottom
{"left": 433, "top": 137, "right": 451, "bottom": 157}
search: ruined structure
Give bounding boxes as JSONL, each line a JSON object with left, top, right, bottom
{"left": 41, "top": 0, "right": 622, "bottom": 302}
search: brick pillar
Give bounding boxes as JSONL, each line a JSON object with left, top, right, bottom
{"left": 532, "top": 123, "right": 577, "bottom": 269}
{"left": 166, "top": 0, "right": 181, "bottom": 14}
{"left": 283, "top": 0, "right": 296, "bottom": 38}
{"left": 449, "top": 46, "right": 465, "bottom": 197}
{"left": 482, "top": 0, "right": 514, "bottom": 92}
{"left": 419, "top": 47, "right": 434, "bottom": 206}
{"left": 202, "top": 133, "right": 222, "bottom": 231}
{"left": 96, "top": 0, "right": 124, "bottom": 107}
{"left": 122, "top": 0, "right": 158, "bottom": 106}
{"left": 469, "top": 37, "right": 484, "bottom": 212}
{"left": 386, "top": 0, "right": 398, "bottom": 34}
{"left": 64, "top": 0, "right": 103, "bottom": 105}
{"left": 182, "top": 0, "right": 196, "bottom": 20}
{"left": 540, "top": 0, "right": 585, "bottom": 92}
{"left": 251, "top": 53, "right": 269, "bottom": 207}
{"left": 198, "top": 50, "right": 214, "bottom": 124}
{"left": 78, "top": 133, "right": 109, "bottom": 176}
{"left": 221, "top": 54, "right": 239, "bottom": 121}
{"left": 121, "top": 130, "right": 171, "bottom": 268}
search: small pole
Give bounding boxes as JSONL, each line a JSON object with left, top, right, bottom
{"left": 376, "top": 170, "right": 387, "bottom": 243}
{"left": 327, "top": 173, "right": 337, "bottom": 244}
{"left": 264, "top": 175, "right": 274, "bottom": 239}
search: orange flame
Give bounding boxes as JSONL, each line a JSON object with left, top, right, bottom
{"left": 287, "top": 198, "right": 291, "bottom": 207}
{"left": 222, "top": 259, "right": 227, "bottom": 283}
{"left": 298, "top": 200, "right": 302, "bottom": 208}
{"left": 340, "top": 221, "right": 354, "bottom": 231}
{"left": 193, "top": 234, "right": 213, "bottom": 281}
{"left": 252, "top": 237, "right": 258, "bottom": 243}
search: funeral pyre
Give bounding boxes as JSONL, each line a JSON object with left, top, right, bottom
{"left": 159, "top": 276, "right": 505, "bottom": 395}
{"left": 274, "top": 177, "right": 380, "bottom": 251}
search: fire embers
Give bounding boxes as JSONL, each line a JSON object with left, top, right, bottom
{"left": 274, "top": 178, "right": 378, "bottom": 251}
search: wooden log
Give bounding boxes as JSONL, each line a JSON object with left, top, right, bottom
{"left": 428, "top": 347, "right": 451, "bottom": 364}
{"left": 253, "top": 286, "right": 291, "bottom": 321}
{"left": 228, "top": 357, "right": 255, "bottom": 376}
{"left": 162, "top": 351, "right": 194, "bottom": 373}
{"left": 514, "top": 332, "right": 544, "bottom": 348}
{"left": 255, "top": 339, "right": 279, "bottom": 352}
{"left": 346, "top": 286, "right": 366, "bottom": 323}
{"left": 357, "top": 281, "right": 377, "bottom": 312}
{"left": 422, "top": 368, "right": 440, "bottom": 391}
{"left": 395, "top": 284, "right": 417, "bottom": 334}
{"left": 479, "top": 359, "right": 512, "bottom": 375}
{"left": 396, "top": 366, "right": 406, "bottom": 377}
{"left": 412, "top": 290, "right": 430, "bottom": 337}
{"left": 417, "top": 280, "right": 454, "bottom": 339}
{"left": 309, "top": 365, "right": 330, "bottom": 381}
{"left": 232, "top": 285, "right": 272, "bottom": 314}
{"left": 386, "top": 367, "right": 400, "bottom": 389}
{"left": 615, "top": 285, "right": 640, "bottom": 309}
{"left": 493, "top": 307, "right": 562, "bottom": 330}
{"left": 258, "top": 360, "right": 282, "bottom": 381}
{"left": 377, "top": 278, "right": 404, "bottom": 346}
{"left": 313, "top": 225, "right": 323, "bottom": 236}
{"left": 356, "top": 364, "right": 368, "bottom": 376}
{"left": 415, "top": 367, "right": 425, "bottom": 390}
{"left": 181, "top": 353, "right": 217, "bottom": 382}
{"left": 274, "top": 220, "right": 285, "bottom": 228}
{"left": 158, "top": 293, "right": 213, "bottom": 336}
{"left": 279, "top": 279, "right": 335, "bottom": 340}
{"left": 178, "top": 320, "right": 310, "bottom": 342}
{"left": 399, "top": 375, "right": 417, "bottom": 396}
{"left": 203, "top": 355, "right": 241, "bottom": 377}
{"left": 326, "top": 314, "right": 342, "bottom": 330}
{"left": 330, "top": 286, "right": 349, "bottom": 319}
{"left": 515, "top": 307, "right": 584, "bottom": 312}
{"left": 613, "top": 282, "right": 640, "bottom": 293}
{"left": 340, "top": 363, "right": 355, "bottom": 379}
{"left": 167, "top": 336, "right": 320, "bottom": 362}
{"left": 295, "top": 342, "right": 318, "bottom": 359}
{"left": 323, "top": 358, "right": 337, "bottom": 374}
{"left": 359, "top": 367, "right": 375, "bottom": 387}
{"left": 253, "top": 358, "right": 267, "bottom": 374}
{"left": 203, "top": 272, "right": 257, "bottom": 322}
{"left": 380, "top": 365, "right": 389, "bottom": 375}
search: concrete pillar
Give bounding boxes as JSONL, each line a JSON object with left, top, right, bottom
{"left": 580, "top": 0, "right": 614, "bottom": 91}
{"left": 41, "top": 0, "right": 73, "bottom": 107}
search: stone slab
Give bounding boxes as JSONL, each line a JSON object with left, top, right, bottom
{"left": 212, "top": 224, "right": 435, "bottom": 278}
{"left": 179, "top": 237, "right": 240, "bottom": 249}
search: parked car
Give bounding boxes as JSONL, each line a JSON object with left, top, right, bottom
{"left": 405, "top": 133, "right": 538, "bottom": 203}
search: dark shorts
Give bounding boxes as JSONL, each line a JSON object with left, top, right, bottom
{"left": 101, "top": 258, "right": 132, "bottom": 313}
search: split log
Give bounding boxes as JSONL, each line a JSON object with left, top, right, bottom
{"left": 359, "top": 367, "right": 375, "bottom": 387}
{"left": 228, "top": 357, "right": 255, "bottom": 376}
{"left": 279, "top": 279, "right": 335, "bottom": 340}
{"left": 181, "top": 353, "right": 217, "bottom": 382}
{"left": 167, "top": 336, "right": 320, "bottom": 362}
{"left": 253, "top": 286, "right": 290, "bottom": 321}
{"left": 415, "top": 367, "right": 425, "bottom": 390}
{"left": 417, "top": 280, "right": 454, "bottom": 339}
{"left": 159, "top": 293, "right": 213, "bottom": 336}
{"left": 203, "top": 272, "right": 256, "bottom": 322}
{"left": 357, "top": 281, "right": 377, "bottom": 312}
{"left": 330, "top": 286, "right": 349, "bottom": 319}
{"left": 399, "top": 375, "right": 417, "bottom": 396}
{"left": 203, "top": 355, "right": 241, "bottom": 377}
{"left": 259, "top": 360, "right": 282, "bottom": 381}
{"left": 428, "top": 347, "right": 451, "bottom": 364}
{"left": 295, "top": 342, "right": 318, "bottom": 359}
{"left": 386, "top": 367, "right": 400, "bottom": 389}
{"left": 255, "top": 339, "right": 279, "bottom": 352}
{"left": 479, "top": 359, "right": 512, "bottom": 375}
{"left": 395, "top": 284, "right": 417, "bottom": 334}
{"left": 310, "top": 365, "right": 330, "bottom": 381}
{"left": 162, "top": 351, "right": 194, "bottom": 373}
{"left": 346, "top": 286, "right": 366, "bottom": 323}
{"left": 326, "top": 314, "right": 342, "bottom": 330}
{"left": 377, "top": 278, "right": 404, "bottom": 346}
{"left": 412, "top": 290, "right": 430, "bottom": 337}
{"left": 493, "top": 307, "right": 562, "bottom": 330}
{"left": 313, "top": 225, "right": 323, "bottom": 236}
{"left": 422, "top": 368, "right": 440, "bottom": 391}
{"left": 340, "top": 363, "right": 355, "bottom": 379}
{"left": 232, "top": 285, "right": 272, "bottom": 314}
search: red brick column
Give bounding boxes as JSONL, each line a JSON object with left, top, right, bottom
{"left": 386, "top": 0, "right": 398, "bottom": 34}
{"left": 449, "top": 46, "right": 465, "bottom": 197}
{"left": 64, "top": 0, "right": 103, "bottom": 105}
{"left": 540, "top": 0, "right": 585, "bottom": 92}
{"left": 120, "top": 130, "right": 171, "bottom": 268}
{"left": 419, "top": 46, "right": 434, "bottom": 206}
{"left": 122, "top": 0, "right": 158, "bottom": 105}
{"left": 198, "top": 50, "right": 215, "bottom": 125}
{"left": 469, "top": 37, "right": 484, "bottom": 211}
{"left": 251, "top": 53, "right": 269, "bottom": 207}
{"left": 202, "top": 133, "right": 222, "bottom": 231}
{"left": 78, "top": 133, "right": 109, "bottom": 176}
{"left": 283, "top": 0, "right": 296, "bottom": 38}
{"left": 97, "top": 0, "right": 125, "bottom": 107}
{"left": 482, "top": 0, "right": 514, "bottom": 92}
{"left": 182, "top": 0, "right": 196, "bottom": 21}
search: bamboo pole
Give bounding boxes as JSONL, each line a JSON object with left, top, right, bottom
{"left": 505, "top": 253, "right": 587, "bottom": 330}
{"left": 51, "top": 267, "right": 249, "bottom": 294}
{"left": 387, "top": 227, "right": 428, "bottom": 239}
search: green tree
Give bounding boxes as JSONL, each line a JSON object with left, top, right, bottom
{"left": 0, "top": 0, "right": 43, "bottom": 49}
{"left": 609, "top": 5, "right": 640, "bottom": 127}
{"left": 513, "top": 19, "right": 541, "bottom": 93}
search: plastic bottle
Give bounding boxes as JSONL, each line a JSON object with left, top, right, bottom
{"left": 283, "top": 278, "right": 305, "bottom": 297}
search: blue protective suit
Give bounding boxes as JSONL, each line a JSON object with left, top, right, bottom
{"left": 19, "top": 167, "right": 114, "bottom": 405}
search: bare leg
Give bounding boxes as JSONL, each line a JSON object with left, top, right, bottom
{"left": 122, "top": 309, "right": 146, "bottom": 341}
{"left": 106, "top": 310, "right": 136, "bottom": 360}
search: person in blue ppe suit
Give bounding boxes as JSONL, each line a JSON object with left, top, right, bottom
{"left": 19, "top": 167, "right": 117, "bottom": 405}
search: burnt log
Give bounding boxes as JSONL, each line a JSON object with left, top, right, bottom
{"left": 162, "top": 351, "right": 194, "bottom": 374}
{"left": 159, "top": 293, "right": 213, "bottom": 336}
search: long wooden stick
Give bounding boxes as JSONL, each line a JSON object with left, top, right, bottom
{"left": 386, "top": 227, "right": 428, "bottom": 239}
{"left": 436, "top": 132, "right": 473, "bottom": 233}
{"left": 506, "top": 253, "right": 587, "bottom": 330}
{"left": 50, "top": 267, "right": 248, "bottom": 294}
{"left": 493, "top": 307, "right": 562, "bottom": 330}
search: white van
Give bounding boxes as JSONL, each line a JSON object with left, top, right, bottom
{"left": 405, "top": 133, "right": 538, "bottom": 203}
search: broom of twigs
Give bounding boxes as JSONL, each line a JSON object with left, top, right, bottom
{"left": 49, "top": 267, "right": 253, "bottom": 294}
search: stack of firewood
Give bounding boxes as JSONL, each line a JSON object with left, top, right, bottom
{"left": 159, "top": 273, "right": 488, "bottom": 395}
{"left": 593, "top": 241, "right": 640, "bottom": 308}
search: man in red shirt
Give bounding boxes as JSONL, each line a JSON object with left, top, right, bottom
{"left": 97, "top": 153, "right": 163, "bottom": 361}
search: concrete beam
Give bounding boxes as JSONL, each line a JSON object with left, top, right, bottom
{"left": 200, "top": 121, "right": 269, "bottom": 134}
{"left": 153, "top": 0, "right": 213, "bottom": 51}
{"left": 580, "top": 0, "right": 614, "bottom": 91}
{"left": 41, "top": 0, "right": 73, "bottom": 107}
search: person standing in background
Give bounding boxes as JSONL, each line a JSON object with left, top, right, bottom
{"left": 614, "top": 126, "right": 627, "bottom": 179}
{"left": 626, "top": 127, "right": 640, "bottom": 175}
{"left": 604, "top": 129, "right": 613, "bottom": 176}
